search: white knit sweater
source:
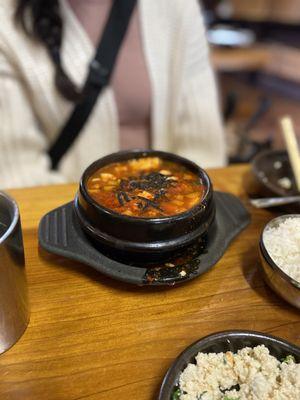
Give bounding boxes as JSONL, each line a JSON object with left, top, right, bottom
{"left": 0, "top": 0, "right": 226, "bottom": 189}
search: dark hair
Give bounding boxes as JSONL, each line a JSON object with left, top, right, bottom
{"left": 15, "top": 0, "right": 79, "bottom": 101}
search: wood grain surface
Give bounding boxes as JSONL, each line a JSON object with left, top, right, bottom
{"left": 0, "top": 165, "right": 299, "bottom": 400}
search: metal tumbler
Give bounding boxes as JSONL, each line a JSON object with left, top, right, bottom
{"left": 0, "top": 191, "right": 29, "bottom": 354}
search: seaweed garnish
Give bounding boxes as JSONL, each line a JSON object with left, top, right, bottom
{"left": 116, "top": 191, "right": 131, "bottom": 206}
{"left": 220, "top": 384, "right": 240, "bottom": 393}
{"left": 115, "top": 172, "right": 176, "bottom": 211}
{"left": 136, "top": 196, "right": 163, "bottom": 212}
{"left": 144, "top": 237, "right": 207, "bottom": 285}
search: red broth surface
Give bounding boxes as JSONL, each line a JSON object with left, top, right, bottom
{"left": 87, "top": 157, "right": 206, "bottom": 218}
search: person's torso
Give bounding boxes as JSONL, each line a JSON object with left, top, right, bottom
{"left": 67, "top": 0, "right": 152, "bottom": 150}
{"left": 0, "top": 0, "right": 186, "bottom": 181}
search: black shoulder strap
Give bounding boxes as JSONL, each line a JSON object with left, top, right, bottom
{"left": 49, "top": 0, "right": 137, "bottom": 170}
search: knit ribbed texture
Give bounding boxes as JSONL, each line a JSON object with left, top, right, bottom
{"left": 0, "top": 0, "right": 226, "bottom": 189}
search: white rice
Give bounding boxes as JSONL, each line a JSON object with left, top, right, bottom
{"left": 263, "top": 217, "right": 300, "bottom": 283}
{"left": 178, "top": 345, "right": 300, "bottom": 399}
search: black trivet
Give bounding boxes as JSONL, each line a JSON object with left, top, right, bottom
{"left": 38, "top": 192, "right": 250, "bottom": 286}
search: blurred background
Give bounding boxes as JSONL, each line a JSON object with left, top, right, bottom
{"left": 202, "top": 0, "right": 300, "bottom": 163}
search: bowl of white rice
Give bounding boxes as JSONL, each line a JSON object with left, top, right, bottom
{"left": 259, "top": 214, "right": 300, "bottom": 309}
{"left": 158, "top": 330, "right": 300, "bottom": 400}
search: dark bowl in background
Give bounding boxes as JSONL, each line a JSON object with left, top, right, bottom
{"left": 245, "top": 149, "right": 300, "bottom": 211}
{"left": 159, "top": 330, "right": 300, "bottom": 400}
{"left": 74, "top": 150, "right": 215, "bottom": 263}
{"left": 246, "top": 149, "right": 298, "bottom": 197}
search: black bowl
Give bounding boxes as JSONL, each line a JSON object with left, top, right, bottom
{"left": 246, "top": 149, "right": 298, "bottom": 197}
{"left": 159, "top": 330, "right": 300, "bottom": 400}
{"left": 74, "top": 150, "right": 215, "bottom": 262}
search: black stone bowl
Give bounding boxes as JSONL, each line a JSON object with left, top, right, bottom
{"left": 74, "top": 150, "right": 215, "bottom": 262}
{"left": 159, "top": 330, "right": 300, "bottom": 400}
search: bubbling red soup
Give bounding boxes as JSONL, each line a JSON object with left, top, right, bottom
{"left": 86, "top": 157, "right": 206, "bottom": 218}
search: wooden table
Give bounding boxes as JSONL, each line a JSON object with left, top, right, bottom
{"left": 0, "top": 165, "right": 299, "bottom": 400}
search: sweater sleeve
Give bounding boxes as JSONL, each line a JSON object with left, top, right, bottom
{"left": 0, "top": 52, "right": 67, "bottom": 189}
{"left": 173, "top": 0, "right": 227, "bottom": 169}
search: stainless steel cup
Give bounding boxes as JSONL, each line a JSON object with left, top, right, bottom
{"left": 0, "top": 191, "right": 29, "bottom": 354}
